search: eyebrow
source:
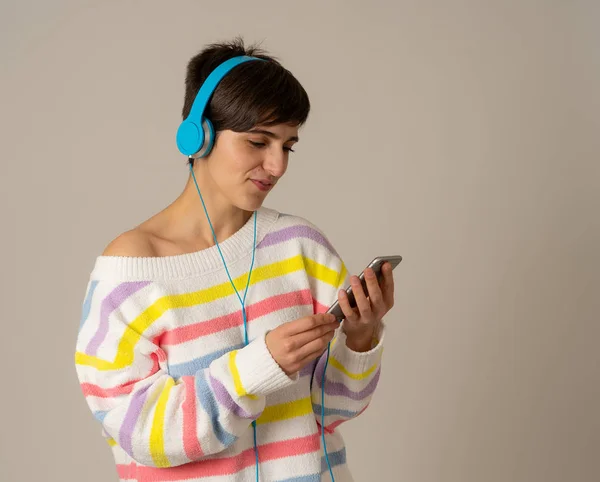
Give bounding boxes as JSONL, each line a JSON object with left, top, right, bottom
{"left": 248, "top": 129, "right": 299, "bottom": 142}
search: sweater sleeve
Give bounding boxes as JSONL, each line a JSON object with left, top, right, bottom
{"left": 303, "top": 223, "right": 385, "bottom": 432}
{"left": 311, "top": 321, "right": 385, "bottom": 432}
{"left": 74, "top": 278, "right": 296, "bottom": 468}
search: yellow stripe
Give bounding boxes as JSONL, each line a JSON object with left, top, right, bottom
{"left": 75, "top": 255, "right": 345, "bottom": 371}
{"left": 329, "top": 357, "right": 379, "bottom": 380}
{"left": 256, "top": 397, "right": 312, "bottom": 425}
{"left": 229, "top": 350, "right": 243, "bottom": 394}
{"left": 149, "top": 378, "right": 174, "bottom": 468}
{"left": 228, "top": 351, "right": 258, "bottom": 399}
{"left": 304, "top": 257, "right": 347, "bottom": 289}
{"left": 106, "top": 437, "right": 117, "bottom": 447}
{"left": 338, "top": 263, "right": 348, "bottom": 288}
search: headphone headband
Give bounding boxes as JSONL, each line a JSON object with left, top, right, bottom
{"left": 176, "top": 55, "right": 264, "bottom": 157}
{"left": 187, "top": 55, "right": 263, "bottom": 121}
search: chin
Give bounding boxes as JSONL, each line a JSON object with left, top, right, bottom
{"left": 235, "top": 196, "right": 264, "bottom": 212}
{"left": 245, "top": 200, "right": 265, "bottom": 212}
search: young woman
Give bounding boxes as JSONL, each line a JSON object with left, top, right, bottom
{"left": 75, "top": 38, "right": 395, "bottom": 482}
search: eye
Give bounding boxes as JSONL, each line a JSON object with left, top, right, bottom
{"left": 249, "top": 139, "right": 295, "bottom": 153}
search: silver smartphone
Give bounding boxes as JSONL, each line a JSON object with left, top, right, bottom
{"left": 326, "top": 255, "right": 403, "bottom": 322}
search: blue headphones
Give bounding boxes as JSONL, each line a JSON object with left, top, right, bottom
{"left": 176, "top": 55, "right": 264, "bottom": 158}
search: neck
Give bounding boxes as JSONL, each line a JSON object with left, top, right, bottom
{"left": 159, "top": 162, "right": 253, "bottom": 248}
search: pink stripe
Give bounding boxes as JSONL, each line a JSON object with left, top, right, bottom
{"left": 81, "top": 382, "right": 134, "bottom": 398}
{"left": 182, "top": 376, "right": 203, "bottom": 460}
{"left": 154, "top": 290, "right": 313, "bottom": 347}
{"left": 116, "top": 432, "right": 320, "bottom": 480}
{"left": 81, "top": 351, "right": 161, "bottom": 399}
{"left": 313, "top": 299, "right": 329, "bottom": 314}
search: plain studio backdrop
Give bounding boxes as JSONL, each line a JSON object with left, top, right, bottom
{"left": 1, "top": 1, "right": 598, "bottom": 481}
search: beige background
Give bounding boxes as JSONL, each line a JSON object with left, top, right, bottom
{"left": 1, "top": 1, "right": 599, "bottom": 481}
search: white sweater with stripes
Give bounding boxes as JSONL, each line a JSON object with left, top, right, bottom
{"left": 75, "top": 206, "right": 385, "bottom": 481}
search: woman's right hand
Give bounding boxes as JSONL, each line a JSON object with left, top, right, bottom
{"left": 265, "top": 313, "right": 339, "bottom": 376}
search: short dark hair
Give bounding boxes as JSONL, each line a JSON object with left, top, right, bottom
{"left": 182, "top": 37, "right": 310, "bottom": 164}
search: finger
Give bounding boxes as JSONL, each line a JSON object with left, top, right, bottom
{"left": 350, "top": 275, "right": 372, "bottom": 319}
{"left": 380, "top": 262, "right": 395, "bottom": 308}
{"left": 338, "top": 287, "right": 360, "bottom": 322}
{"left": 289, "top": 321, "right": 338, "bottom": 348}
{"left": 295, "top": 330, "right": 336, "bottom": 364}
{"left": 283, "top": 313, "right": 336, "bottom": 336}
{"left": 298, "top": 345, "right": 331, "bottom": 371}
{"left": 364, "top": 267, "right": 384, "bottom": 311}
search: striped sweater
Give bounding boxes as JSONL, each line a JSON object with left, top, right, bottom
{"left": 75, "top": 206, "right": 385, "bottom": 481}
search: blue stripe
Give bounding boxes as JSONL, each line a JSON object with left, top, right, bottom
{"left": 195, "top": 371, "right": 237, "bottom": 447}
{"left": 321, "top": 447, "right": 346, "bottom": 473}
{"left": 276, "top": 475, "right": 321, "bottom": 482}
{"left": 168, "top": 343, "right": 245, "bottom": 378}
{"left": 312, "top": 404, "right": 359, "bottom": 419}
{"left": 94, "top": 410, "right": 108, "bottom": 423}
{"left": 79, "top": 280, "right": 98, "bottom": 331}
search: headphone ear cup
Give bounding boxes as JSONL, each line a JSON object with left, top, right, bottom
{"left": 176, "top": 119, "right": 205, "bottom": 157}
{"left": 196, "top": 118, "right": 215, "bottom": 158}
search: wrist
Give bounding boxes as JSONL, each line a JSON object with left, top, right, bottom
{"left": 343, "top": 326, "right": 376, "bottom": 352}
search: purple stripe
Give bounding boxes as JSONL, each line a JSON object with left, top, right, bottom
{"left": 300, "top": 360, "right": 317, "bottom": 378}
{"left": 314, "top": 352, "right": 328, "bottom": 383}
{"left": 258, "top": 225, "right": 339, "bottom": 256}
{"left": 208, "top": 374, "right": 254, "bottom": 419}
{"left": 86, "top": 281, "right": 151, "bottom": 356}
{"left": 315, "top": 366, "right": 381, "bottom": 400}
{"left": 313, "top": 353, "right": 381, "bottom": 399}
{"left": 118, "top": 384, "right": 151, "bottom": 458}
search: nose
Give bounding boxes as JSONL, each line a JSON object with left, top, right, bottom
{"left": 263, "top": 150, "right": 288, "bottom": 179}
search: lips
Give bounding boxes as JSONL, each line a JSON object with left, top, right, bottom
{"left": 251, "top": 179, "right": 273, "bottom": 191}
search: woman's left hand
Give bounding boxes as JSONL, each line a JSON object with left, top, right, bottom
{"left": 337, "top": 262, "right": 395, "bottom": 352}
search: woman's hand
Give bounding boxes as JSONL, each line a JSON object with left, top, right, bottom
{"left": 265, "top": 313, "right": 339, "bottom": 376}
{"left": 337, "top": 262, "right": 395, "bottom": 352}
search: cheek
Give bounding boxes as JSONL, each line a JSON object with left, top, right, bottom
{"left": 213, "top": 146, "right": 260, "bottom": 183}
{"left": 233, "top": 146, "right": 263, "bottom": 174}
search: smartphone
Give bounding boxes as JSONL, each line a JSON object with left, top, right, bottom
{"left": 326, "top": 255, "right": 402, "bottom": 322}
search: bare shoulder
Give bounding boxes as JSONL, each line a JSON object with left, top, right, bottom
{"left": 102, "top": 228, "right": 157, "bottom": 257}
